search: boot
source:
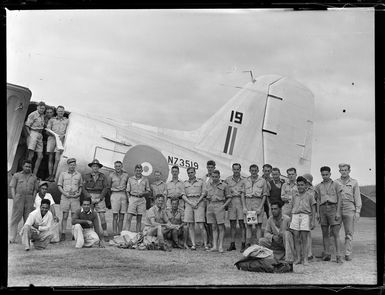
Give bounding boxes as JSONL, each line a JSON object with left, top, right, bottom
{"left": 60, "top": 233, "right": 66, "bottom": 242}
{"left": 227, "top": 242, "right": 236, "bottom": 251}
{"left": 336, "top": 256, "right": 344, "bottom": 264}
{"left": 240, "top": 242, "right": 246, "bottom": 253}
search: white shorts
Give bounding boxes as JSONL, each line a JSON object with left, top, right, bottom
{"left": 290, "top": 213, "right": 310, "bottom": 231}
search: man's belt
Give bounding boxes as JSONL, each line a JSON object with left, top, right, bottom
{"left": 130, "top": 193, "right": 144, "bottom": 198}
{"left": 31, "top": 129, "right": 43, "bottom": 133}
{"left": 186, "top": 195, "right": 200, "bottom": 198}
{"left": 231, "top": 195, "right": 242, "bottom": 198}
{"left": 209, "top": 199, "right": 225, "bottom": 204}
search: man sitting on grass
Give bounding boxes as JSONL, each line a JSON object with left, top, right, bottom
{"left": 289, "top": 176, "right": 316, "bottom": 266}
{"left": 20, "top": 198, "right": 54, "bottom": 251}
{"left": 72, "top": 197, "right": 105, "bottom": 248}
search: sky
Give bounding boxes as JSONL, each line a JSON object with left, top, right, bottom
{"left": 6, "top": 8, "right": 376, "bottom": 185}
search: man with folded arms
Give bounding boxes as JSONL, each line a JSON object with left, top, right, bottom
{"left": 20, "top": 198, "right": 54, "bottom": 251}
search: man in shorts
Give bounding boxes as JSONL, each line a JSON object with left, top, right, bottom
{"left": 290, "top": 176, "right": 316, "bottom": 266}
{"left": 183, "top": 166, "right": 208, "bottom": 250}
{"left": 166, "top": 166, "right": 185, "bottom": 210}
{"left": 150, "top": 170, "right": 167, "bottom": 208}
{"left": 57, "top": 158, "right": 83, "bottom": 241}
{"left": 205, "top": 170, "right": 231, "bottom": 253}
{"left": 9, "top": 160, "right": 39, "bottom": 243}
{"left": 72, "top": 197, "right": 105, "bottom": 248}
{"left": 126, "top": 164, "right": 151, "bottom": 233}
{"left": 225, "top": 163, "right": 246, "bottom": 252}
{"left": 46, "top": 105, "right": 68, "bottom": 182}
{"left": 25, "top": 101, "right": 46, "bottom": 175}
{"left": 202, "top": 160, "right": 216, "bottom": 248}
{"left": 302, "top": 173, "right": 316, "bottom": 260}
{"left": 335, "top": 163, "right": 362, "bottom": 261}
{"left": 108, "top": 161, "right": 129, "bottom": 236}
{"left": 83, "top": 159, "right": 109, "bottom": 240}
{"left": 315, "top": 166, "right": 343, "bottom": 263}
{"left": 242, "top": 164, "right": 269, "bottom": 247}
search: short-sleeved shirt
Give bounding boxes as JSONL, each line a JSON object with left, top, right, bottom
{"left": 184, "top": 178, "right": 205, "bottom": 197}
{"left": 144, "top": 205, "right": 169, "bottom": 226}
{"left": 281, "top": 182, "right": 298, "bottom": 202}
{"left": 335, "top": 177, "right": 362, "bottom": 213}
{"left": 9, "top": 171, "right": 38, "bottom": 196}
{"left": 262, "top": 175, "right": 272, "bottom": 192}
{"left": 263, "top": 214, "right": 291, "bottom": 241}
{"left": 314, "top": 180, "right": 342, "bottom": 205}
{"left": 292, "top": 191, "right": 316, "bottom": 214}
{"left": 225, "top": 176, "right": 245, "bottom": 197}
{"left": 151, "top": 180, "right": 167, "bottom": 197}
{"left": 126, "top": 176, "right": 150, "bottom": 196}
{"left": 166, "top": 208, "right": 184, "bottom": 225}
{"left": 57, "top": 171, "right": 83, "bottom": 194}
{"left": 25, "top": 110, "right": 45, "bottom": 130}
{"left": 243, "top": 176, "right": 269, "bottom": 198}
{"left": 83, "top": 172, "right": 108, "bottom": 198}
{"left": 166, "top": 179, "right": 185, "bottom": 199}
{"left": 205, "top": 180, "right": 230, "bottom": 202}
{"left": 47, "top": 116, "right": 69, "bottom": 136}
{"left": 34, "top": 193, "right": 55, "bottom": 208}
{"left": 109, "top": 171, "right": 129, "bottom": 192}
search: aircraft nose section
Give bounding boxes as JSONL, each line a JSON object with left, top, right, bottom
{"left": 122, "top": 145, "right": 169, "bottom": 182}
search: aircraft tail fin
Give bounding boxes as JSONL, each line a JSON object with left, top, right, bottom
{"left": 195, "top": 75, "right": 314, "bottom": 173}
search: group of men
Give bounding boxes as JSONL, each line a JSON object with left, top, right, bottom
{"left": 10, "top": 147, "right": 362, "bottom": 270}
{"left": 24, "top": 101, "right": 68, "bottom": 180}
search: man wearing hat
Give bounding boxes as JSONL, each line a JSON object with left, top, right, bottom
{"left": 83, "top": 159, "right": 109, "bottom": 240}
{"left": 57, "top": 158, "right": 83, "bottom": 241}
{"left": 302, "top": 173, "right": 317, "bottom": 261}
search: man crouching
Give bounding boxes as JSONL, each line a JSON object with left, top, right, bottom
{"left": 20, "top": 199, "right": 54, "bottom": 251}
{"left": 72, "top": 197, "right": 105, "bottom": 248}
{"left": 143, "top": 194, "right": 176, "bottom": 248}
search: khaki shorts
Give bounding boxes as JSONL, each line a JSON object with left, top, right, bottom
{"left": 320, "top": 203, "right": 341, "bottom": 226}
{"left": 111, "top": 191, "right": 128, "bottom": 214}
{"left": 60, "top": 195, "right": 80, "bottom": 213}
{"left": 244, "top": 197, "right": 264, "bottom": 224}
{"left": 206, "top": 202, "right": 226, "bottom": 224}
{"left": 27, "top": 131, "right": 43, "bottom": 152}
{"left": 127, "top": 196, "right": 146, "bottom": 216}
{"left": 90, "top": 193, "right": 107, "bottom": 213}
{"left": 184, "top": 197, "right": 205, "bottom": 223}
{"left": 228, "top": 196, "right": 243, "bottom": 221}
{"left": 290, "top": 213, "right": 310, "bottom": 231}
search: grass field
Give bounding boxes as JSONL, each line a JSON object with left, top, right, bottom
{"left": 7, "top": 200, "right": 377, "bottom": 286}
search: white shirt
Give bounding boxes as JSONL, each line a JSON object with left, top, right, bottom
{"left": 25, "top": 208, "right": 53, "bottom": 232}
{"left": 34, "top": 193, "right": 55, "bottom": 208}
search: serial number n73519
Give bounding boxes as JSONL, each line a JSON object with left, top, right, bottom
{"left": 168, "top": 156, "right": 199, "bottom": 170}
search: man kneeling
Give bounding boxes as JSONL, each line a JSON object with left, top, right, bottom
{"left": 21, "top": 198, "right": 54, "bottom": 251}
{"left": 143, "top": 194, "right": 176, "bottom": 247}
{"left": 72, "top": 197, "right": 105, "bottom": 248}
{"left": 258, "top": 201, "right": 295, "bottom": 270}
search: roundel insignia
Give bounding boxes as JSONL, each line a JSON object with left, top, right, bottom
{"left": 122, "top": 145, "right": 169, "bottom": 183}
